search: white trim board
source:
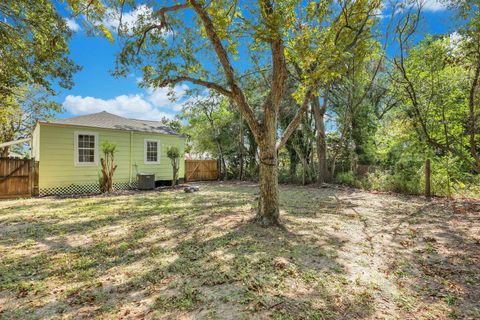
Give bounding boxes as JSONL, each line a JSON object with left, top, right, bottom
{"left": 144, "top": 139, "right": 160, "bottom": 164}
{"left": 74, "top": 131, "right": 99, "bottom": 166}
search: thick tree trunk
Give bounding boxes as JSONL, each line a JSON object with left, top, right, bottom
{"left": 312, "top": 95, "right": 328, "bottom": 183}
{"left": 257, "top": 148, "right": 280, "bottom": 226}
{"left": 175, "top": 1, "right": 312, "bottom": 228}
{"left": 100, "top": 154, "right": 117, "bottom": 193}
{"left": 255, "top": 103, "right": 280, "bottom": 226}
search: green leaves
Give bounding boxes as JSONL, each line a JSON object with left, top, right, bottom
{"left": 179, "top": 91, "right": 236, "bottom": 158}
{"left": 101, "top": 141, "right": 117, "bottom": 155}
{"left": 166, "top": 146, "right": 181, "bottom": 160}
{"left": 0, "top": 0, "right": 80, "bottom": 96}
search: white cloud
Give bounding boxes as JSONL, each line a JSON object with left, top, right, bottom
{"left": 104, "top": 5, "right": 151, "bottom": 31}
{"left": 65, "top": 18, "right": 81, "bottom": 32}
{"left": 422, "top": 0, "right": 448, "bottom": 11}
{"left": 382, "top": 0, "right": 447, "bottom": 15}
{"left": 102, "top": 4, "right": 173, "bottom": 38}
{"left": 62, "top": 85, "right": 194, "bottom": 120}
{"left": 146, "top": 85, "right": 190, "bottom": 111}
{"left": 374, "top": 8, "right": 384, "bottom": 19}
{"left": 447, "top": 31, "right": 464, "bottom": 53}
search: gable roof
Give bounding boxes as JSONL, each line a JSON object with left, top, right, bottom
{"left": 46, "top": 111, "right": 179, "bottom": 135}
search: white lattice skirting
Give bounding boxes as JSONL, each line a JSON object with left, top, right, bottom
{"left": 39, "top": 181, "right": 138, "bottom": 196}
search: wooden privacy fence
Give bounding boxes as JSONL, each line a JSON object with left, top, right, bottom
{"left": 185, "top": 159, "right": 218, "bottom": 182}
{"left": 0, "top": 158, "right": 39, "bottom": 199}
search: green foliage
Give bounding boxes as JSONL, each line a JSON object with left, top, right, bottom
{"left": 179, "top": 92, "right": 241, "bottom": 178}
{"left": 99, "top": 141, "right": 117, "bottom": 193}
{"left": 166, "top": 146, "right": 180, "bottom": 160}
{"left": 335, "top": 172, "right": 355, "bottom": 186}
{"left": 101, "top": 141, "right": 117, "bottom": 155}
{"left": 167, "top": 146, "right": 182, "bottom": 187}
{"left": 73, "top": 0, "right": 480, "bottom": 198}
{"left": 0, "top": 0, "right": 80, "bottom": 96}
{"left": 0, "top": 85, "right": 62, "bottom": 156}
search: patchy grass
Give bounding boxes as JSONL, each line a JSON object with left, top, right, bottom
{"left": 0, "top": 181, "right": 479, "bottom": 319}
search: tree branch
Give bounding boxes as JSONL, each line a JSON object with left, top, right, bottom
{"left": 189, "top": 0, "right": 263, "bottom": 142}
{"left": 276, "top": 87, "right": 314, "bottom": 151}
{"left": 136, "top": 3, "right": 189, "bottom": 53}
{"left": 155, "top": 3, "right": 190, "bottom": 27}
{"left": 158, "top": 76, "right": 233, "bottom": 97}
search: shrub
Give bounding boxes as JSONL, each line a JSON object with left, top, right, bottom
{"left": 335, "top": 171, "right": 355, "bottom": 186}
{"left": 166, "top": 146, "right": 182, "bottom": 187}
{"left": 99, "top": 141, "right": 117, "bottom": 193}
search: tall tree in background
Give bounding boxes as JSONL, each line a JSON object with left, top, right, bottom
{"left": 179, "top": 93, "right": 237, "bottom": 179}
{"left": 0, "top": 86, "right": 62, "bottom": 156}
{"left": 449, "top": 0, "right": 480, "bottom": 171}
{"left": 0, "top": 0, "right": 90, "bottom": 154}
{"left": 311, "top": 87, "right": 329, "bottom": 183}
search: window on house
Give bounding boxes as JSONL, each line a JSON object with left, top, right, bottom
{"left": 75, "top": 133, "right": 97, "bottom": 165}
{"left": 145, "top": 140, "right": 159, "bottom": 164}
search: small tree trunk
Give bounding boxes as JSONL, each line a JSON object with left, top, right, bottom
{"left": 312, "top": 95, "right": 328, "bottom": 183}
{"left": 108, "top": 154, "right": 115, "bottom": 192}
{"left": 286, "top": 141, "right": 298, "bottom": 179}
{"left": 293, "top": 144, "right": 307, "bottom": 185}
{"left": 330, "top": 159, "right": 336, "bottom": 182}
{"left": 239, "top": 113, "right": 245, "bottom": 180}
{"left": 221, "top": 155, "right": 227, "bottom": 180}
{"left": 100, "top": 153, "right": 117, "bottom": 193}
{"left": 172, "top": 159, "right": 178, "bottom": 188}
{"left": 1, "top": 146, "right": 10, "bottom": 158}
{"left": 425, "top": 158, "right": 431, "bottom": 200}
{"left": 468, "top": 62, "right": 480, "bottom": 172}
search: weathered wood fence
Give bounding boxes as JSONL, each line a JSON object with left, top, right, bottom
{"left": 185, "top": 159, "right": 218, "bottom": 182}
{"left": 0, "top": 158, "right": 39, "bottom": 199}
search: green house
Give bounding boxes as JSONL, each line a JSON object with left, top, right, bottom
{"left": 31, "top": 111, "right": 185, "bottom": 196}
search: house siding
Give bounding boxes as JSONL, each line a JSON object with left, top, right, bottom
{"left": 38, "top": 123, "right": 185, "bottom": 195}
{"left": 32, "top": 124, "right": 40, "bottom": 161}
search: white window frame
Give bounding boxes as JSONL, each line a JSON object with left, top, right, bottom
{"left": 144, "top": 139, "right": 160, "bottom": 164}
{"left": 74, "top": 131, "right": 99, "bottom": 166}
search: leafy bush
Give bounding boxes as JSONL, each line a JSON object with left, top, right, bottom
{"left": 166, "top": 146, "right": 182, "bottom": 187}
{"left": 335, "top": 171, "right": 355, "bottom": 186}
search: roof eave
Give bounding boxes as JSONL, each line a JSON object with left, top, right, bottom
{"left": 38, "top": 121, "right": 181, "bottom": 137}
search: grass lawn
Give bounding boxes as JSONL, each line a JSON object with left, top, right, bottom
{"left": 0, "top": 182, "right": 479, "bottom": 319}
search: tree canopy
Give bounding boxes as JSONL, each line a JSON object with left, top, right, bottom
{"left": 0, "top": 0, "right": 81, "bottom": 96}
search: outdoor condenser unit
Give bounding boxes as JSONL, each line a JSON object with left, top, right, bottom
{"left": 137, "top": 173, "right": 155, "bottom": 190}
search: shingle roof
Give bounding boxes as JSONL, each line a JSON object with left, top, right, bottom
{"left": 47, "top": 111, "right": 179, "bottom": 135}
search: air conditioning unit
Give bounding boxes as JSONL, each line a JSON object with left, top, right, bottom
{"left": 137, "top": 173, "right": 155, "bottom": 190}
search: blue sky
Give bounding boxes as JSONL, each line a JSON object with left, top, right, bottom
{"left": 55, "top": 1, "right": 458, "bottom": 121}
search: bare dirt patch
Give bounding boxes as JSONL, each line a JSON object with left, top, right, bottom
{"left": 0, "top": 182, "right": 478, "bottom": 319}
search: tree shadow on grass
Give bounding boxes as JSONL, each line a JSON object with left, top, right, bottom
{"left": 377, "top": 200, "right": 480, "bottom": 318}
{"left": 0, "top": 186, "right": 378, "bottom": 319}
{"left": 12, "top": 222, "right": 373, "bottom": 319}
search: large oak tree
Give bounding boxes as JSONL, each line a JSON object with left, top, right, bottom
{"left": 98, "top": 0, "right": 379, "bottom": 226}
